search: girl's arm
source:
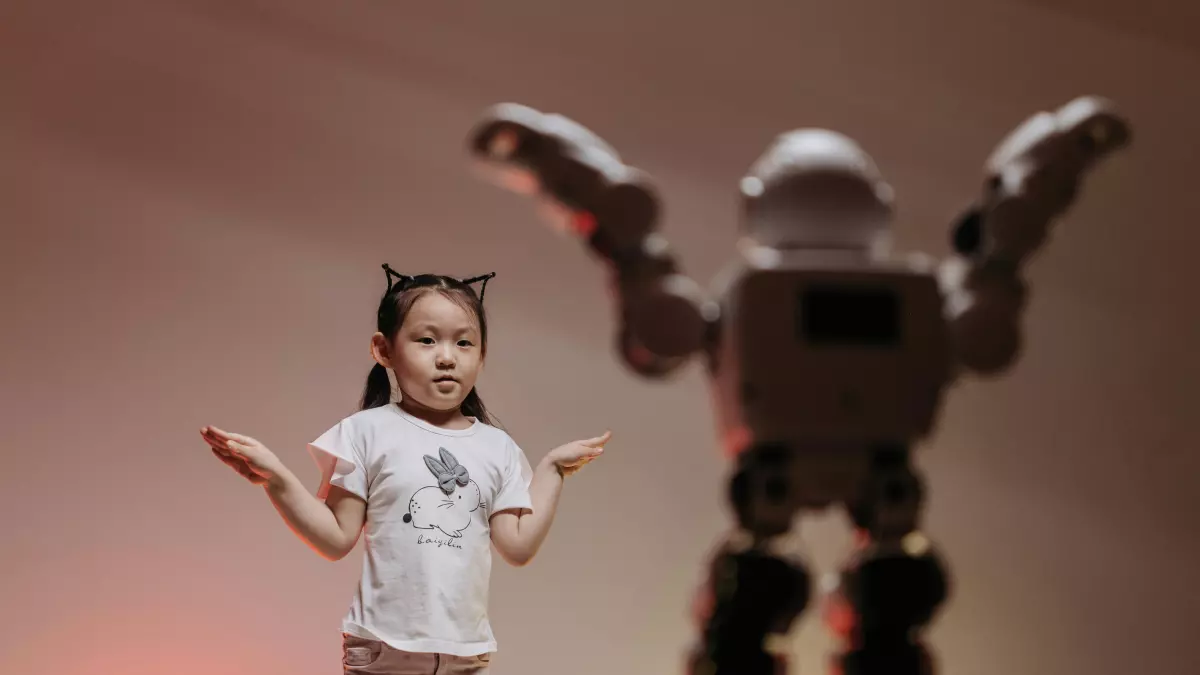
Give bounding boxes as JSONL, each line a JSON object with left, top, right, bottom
{"left": 265, "top": 465, "right": 367, "bottom": 561}
{"left": 489, "top": 459, "right": 563, "bottom": 567}
{"left": 203, "top": 426, "right": 366, "bottom": 561}
{"left": 489, "top": 431, "right": 609, "bottom": 566}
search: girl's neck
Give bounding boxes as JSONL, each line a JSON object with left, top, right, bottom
{"left": 397, "top": 398, "right": 473, "bottom": 430}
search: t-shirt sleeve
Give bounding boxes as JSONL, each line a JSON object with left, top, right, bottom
{"left": 492, "top": 434, "right": 534, "bottom": 515}
{"left": 308, "top": 418, "right": 369, "bottom": 502}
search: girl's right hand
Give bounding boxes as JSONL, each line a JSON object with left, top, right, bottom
{"left": 545, "top": 430, "right": 611, "bottom": 477}
{"left": 201, "top": 426, "right": 285, "bottom": 486}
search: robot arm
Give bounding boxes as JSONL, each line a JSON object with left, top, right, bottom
{"left": 941, "top": 96, "right": 1132, "bottom": 375}
{"left": 467, "top": 104, "right": 718, "bottom": 377}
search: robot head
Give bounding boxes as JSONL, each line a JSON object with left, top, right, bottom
{"left": 740, "top": 130, "right": 894, "bottom": 251}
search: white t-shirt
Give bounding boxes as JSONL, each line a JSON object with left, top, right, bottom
{"left": 308, "top": 404, "right": 533, "bottom": 657}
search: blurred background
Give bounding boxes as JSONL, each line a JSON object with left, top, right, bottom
{"left": 2, "top": 1, "right": 1198, "bottom": 674}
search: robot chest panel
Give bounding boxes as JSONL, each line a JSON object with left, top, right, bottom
{"left": 719, "top": 266, "right": 953, "bottom": 444}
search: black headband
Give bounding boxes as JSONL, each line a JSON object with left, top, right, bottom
{"left": 381, "top": 264, "right": 497, "bottom": 302}
{"left": 459, "top": 272, "right": 497, "bottom": 302}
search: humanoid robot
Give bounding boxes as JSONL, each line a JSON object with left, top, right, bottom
{"left": 465, "top": 97, "right": 1131, "bottom": 675}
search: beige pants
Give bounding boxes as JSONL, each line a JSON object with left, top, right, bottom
{"left": 342, "top": 634, "right": 492, "bottom": 675}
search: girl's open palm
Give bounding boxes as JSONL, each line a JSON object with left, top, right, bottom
{"left": 201, "top": 426, "right": 284, "bottom": 486}
{"left": 547, "top": 430, "right": 611, "bottom": 476}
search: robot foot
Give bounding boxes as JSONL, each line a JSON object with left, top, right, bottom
{"left": 688, "top": 539, "right": 810, "bottom": 675}
{"left": 824, "top": 533, "right": 948, "bottom": 675}
{"left": 834, "top": 642, "right": 935, "bottom": 675}
{"left": 686, "top": 643, "right": 785, "bottom": 675}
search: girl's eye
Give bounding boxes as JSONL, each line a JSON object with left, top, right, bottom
{"left": 458, "top": 340, "right": 473, "bottom": 348}
{"left": 418, "top": 337, "right": 435, "bottom": 345}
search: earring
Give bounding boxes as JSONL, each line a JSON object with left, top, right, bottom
{"left": 387, "top": 368, "right": 401, "bottom": 403}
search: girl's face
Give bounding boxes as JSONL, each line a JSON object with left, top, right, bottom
{"left": 389, "top": 291, "right": 484, "bottom": 413}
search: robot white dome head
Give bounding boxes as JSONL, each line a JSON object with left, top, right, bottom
{"left": 740, "top": 129, "right": 894, "bottom": 251}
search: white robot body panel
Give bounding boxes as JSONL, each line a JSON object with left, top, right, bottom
{"left": 710, "top": 253, "right": 952, "bottom": 460}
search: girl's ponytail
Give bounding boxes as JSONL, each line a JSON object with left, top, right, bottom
{"left": 360, "top": 363, "right": 392, "bottom": 411}
{"left": 459, "top": 387, "right": 494, "bottom": 426}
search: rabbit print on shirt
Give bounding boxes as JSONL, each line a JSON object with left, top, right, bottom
{"left": 403, "top": 448, "right": 485, "bottom": 538}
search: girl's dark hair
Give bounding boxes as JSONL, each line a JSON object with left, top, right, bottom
{"left": 360, "top": 269, "right": 497, "bottom": 426}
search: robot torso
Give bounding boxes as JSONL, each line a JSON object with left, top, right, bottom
{"left": 709, "top": 248, "right": 954, "bottom": 459}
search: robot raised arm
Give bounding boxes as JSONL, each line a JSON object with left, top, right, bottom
{"left": 467, "top": 104, "right": 717, "bottom": 377}
{"left": 941, "top": 96, "right": 1132, "bottom": 375}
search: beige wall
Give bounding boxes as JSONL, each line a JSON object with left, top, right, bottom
{"left": 2, "top": 1, "right": 1197, "bottom": 674}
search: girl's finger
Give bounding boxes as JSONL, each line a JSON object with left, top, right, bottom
{"left": 202, "top": 429, "right": 235, "bottom": 451}
{"left": 211, "top": 448, "right": 267, "bottom": 484}
{"left": 580, "top": 430, "right": 612, "bottom": 448}
{"left": 212, "top": 448, "right": 249, "bottom": 473}
{"left": 566, "top": 446, "right": 599, "bottom": 459}
{"left": 226, "top": 439, "right": 253, "bottom": 456}
{"left": 207, "top": 427, "right": 258, "bottom": 447}
{"left": 202, "top": 434, "right": 231, "bottom": 452}
{"left": 223, "top": 430, "right": 257, "bottom": 445}
{"left": 205, "top": 426, "right": 234, "bottom": 440}
{"left": 568, "top": 450, "right": 602, "bottom": 465}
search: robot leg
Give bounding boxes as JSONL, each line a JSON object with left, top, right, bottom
{"left": 826, "top": 445, "right": 950, "bottom": 675}
{"left": 688, "top": 443, "right": 812, "bottom": 675}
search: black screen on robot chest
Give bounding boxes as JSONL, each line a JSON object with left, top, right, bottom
{"left": 797, "top": 285, "right": 901, "bottom": 346}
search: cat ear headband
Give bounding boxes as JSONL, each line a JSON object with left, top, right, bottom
{"left": 381, "top": 263, "right": 497, "bottom": 302}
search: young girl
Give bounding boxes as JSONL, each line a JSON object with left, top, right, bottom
{"left": 201, "top": 266, "right": 609, "bottom": 674}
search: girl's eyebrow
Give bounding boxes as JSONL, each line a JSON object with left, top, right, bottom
{"left": 409, "top": 323, "right": 480, "bottom": 335}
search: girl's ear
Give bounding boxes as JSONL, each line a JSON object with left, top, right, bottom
{"left": 370, "top": 332, "right": 394, "bottom": 368}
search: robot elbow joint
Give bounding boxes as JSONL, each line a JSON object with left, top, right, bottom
{"left": 957, "top": 325, "right": 1022, "bottom": 376}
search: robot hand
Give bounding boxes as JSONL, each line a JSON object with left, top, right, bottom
{"left": 944, "top": 96, "right": 1132, "bottom": 375}
{"left": 951, "top": 95, "right": 1132, "bottom": 265}
{"left": 467, "top": 103, "right": 660, "bottom": 258}
{"left": 467, "top": 104, "right": 716, "bottom": 376}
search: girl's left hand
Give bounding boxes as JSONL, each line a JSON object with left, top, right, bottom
{"left": 545, "top": 430, "right": 611, "bottom": 477}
